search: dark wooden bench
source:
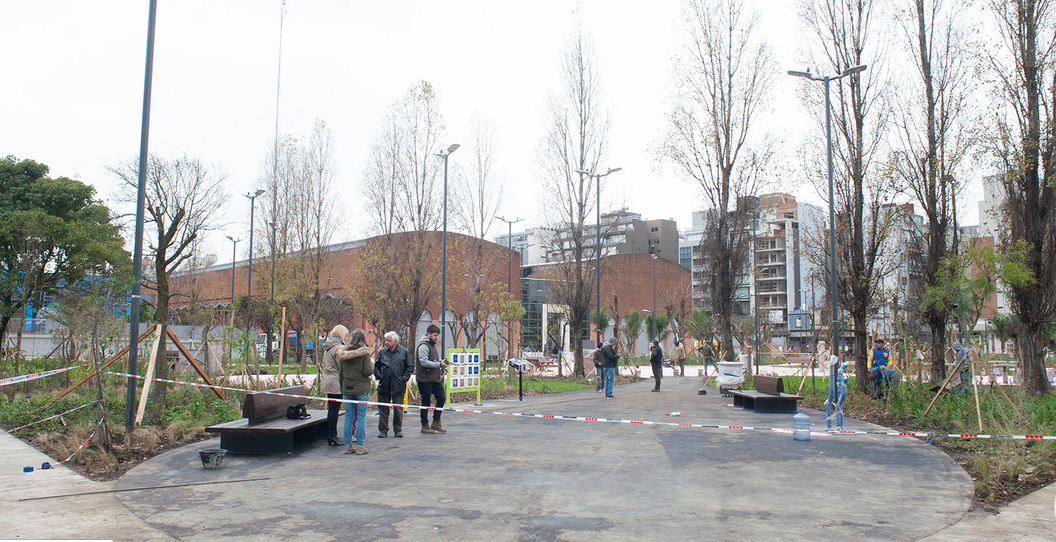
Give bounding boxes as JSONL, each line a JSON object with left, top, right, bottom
{"left": 205, "top": 386, "right": 337, "bottom": 454}
{"left": 728, "top": 375, "right": 803, "bottom": 413}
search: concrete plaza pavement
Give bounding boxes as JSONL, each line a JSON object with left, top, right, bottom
{"left": 1, "top": 375, "right": 1054, "bottom": 540}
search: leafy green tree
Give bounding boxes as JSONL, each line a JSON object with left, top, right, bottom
{"left": 685, "top": 307, "right": 713, "bottom": 346}
{"left": 0, "top": 156, "right": 128, "bottom": 354}
{"left": 645, "top": 314, "right": 669, "bottom": 343}
{"left": 620, "top": 309, "right": 644, "bottom": 357}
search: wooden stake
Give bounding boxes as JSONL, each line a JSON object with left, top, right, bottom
{"left": 278, "top": 307, "right": 287, "bottom": 382}
{"left": 971, "top": 351, "right": 983, "bottom": 432}
{"left": 164, "top": 327, "right": 225, "bottom": 400}
{"left": 797, "top": 356, "right": 815, "bottom": 396}
{"left": 52, "top": 327, "right": 156, "bottom": 401}
{"left": 923, "top": 362, "right": 962, "bottom": 418}
{"left": 134, "top": 325, "right": 163, "bottom": 425}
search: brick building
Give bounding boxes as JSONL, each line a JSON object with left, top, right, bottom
{"left": 167, "top": 231, "right": 520, "bottom": 353}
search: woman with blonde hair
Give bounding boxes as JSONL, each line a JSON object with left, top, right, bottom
{"left": 339, "top": 328, "right": 374, "bottom": 455}
{"left": 321, "top": 325, "right": 353, "bottom": 446}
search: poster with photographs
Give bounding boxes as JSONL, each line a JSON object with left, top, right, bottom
{"left": 445, "top": 348, "right": 482, "bottom": 404}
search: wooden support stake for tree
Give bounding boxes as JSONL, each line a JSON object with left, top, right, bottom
{"left": 278, "top": 307, "right": 287, "bottom": 382}
{"left": 923, "top": 363, "right": 962, "bottom": 418}
{"left": 971, "top": 352, "right": 983, "bottom": 433}
{"left": 164, "top": 327, "right": 225, "bottom": 400}
{"left": 134, "top": 325, "right": 164, "bottom": 425}
{"left": 796, "top": 356, "right": 815, "bottom": 396}
{"left": 52, "top": 326, "right": 157, "bottom": 401}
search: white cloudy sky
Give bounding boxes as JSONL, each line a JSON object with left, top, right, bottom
{"left": 1, "top": 0, "right": 987, "bottom": 263}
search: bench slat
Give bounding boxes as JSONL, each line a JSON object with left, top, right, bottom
{"left": 242, "top": 386, "right": 308, "bottom": 424}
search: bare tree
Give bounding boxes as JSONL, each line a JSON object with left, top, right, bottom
{"left": 111, "top": 154, "right": 228, "bottom": 410}
{"left": 800, "top": 0, "right": 896, "bottom": 391}
{"left": 981, "top": 0, "right": 1056, "bottom": 396}
{"left": 660, "top": 0, "right": 774, "bottom": 361}
{"left": 893, "top": 0, "right": 975, "bottom": 383}
{"left": 258, "top": 120, "right": 341, "bottom": 363}
{"left": 360, "top": 81, "right": 448, "bottom": 339}
{"left": 537, "top": 27, "right": 611, "bottom": 377}
{"left": 451, "top": 119, "right": 506, "bottom": 356}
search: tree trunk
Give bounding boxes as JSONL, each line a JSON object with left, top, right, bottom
{"left": 928, "top": 316, "right": 947, "bottom": 383}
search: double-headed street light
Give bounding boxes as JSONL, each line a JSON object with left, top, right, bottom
{"left": 788, "top": 64, "right": 867, "bottom": 356}
{"left": 574, "top": 167, "right": 621, "bottom": 346}
{"left": 244, "top": 189, "right": 265, "bottom": 371}
{"left": 436, "top": 143, "right": 460, "bottom": 362}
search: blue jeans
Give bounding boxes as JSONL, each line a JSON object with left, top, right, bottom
{"left": 343, "top": 393, "right": 369, "bottom": 446}
{"left": 604, "top": 367, "right": 616, "bottom": 396}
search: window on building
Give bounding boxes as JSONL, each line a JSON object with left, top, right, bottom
{"left": 651, "top": 226, "right": 658, "bottom": 232}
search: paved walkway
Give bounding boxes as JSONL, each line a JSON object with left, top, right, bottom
{"left": 1, "top": 376, "right": 1053, "bottom": 540}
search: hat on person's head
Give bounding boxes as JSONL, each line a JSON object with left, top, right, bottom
{"left": 875, "top": 338, "right": 884, "bottom": 344}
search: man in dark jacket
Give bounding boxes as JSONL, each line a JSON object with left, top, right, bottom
{"left": 649, "top": 339, "right": 664, "bottom": 392}
{"left": 601, "top": 337, "right": 620, "bottom": 398}
{"left": 374, "top": 331, "right": 413, "bottom": 438}
{"left": 416, "top": 324, "right": 449, "bottom": 434}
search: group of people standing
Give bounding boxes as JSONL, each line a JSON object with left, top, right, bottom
{"left": 319, "top": 323, "right": 450, "bottom": 456}
{"left": 592, "top": 337, "right": 703, "bottom": 395}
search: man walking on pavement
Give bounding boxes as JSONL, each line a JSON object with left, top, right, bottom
{"left": 649, "top": 339, "right": 664, "bottom": 392}
{"left": 698, "top": 340, "right": 718, "bottom": 376}
{"left": 601, "top": 337, "right": 620, "bottom": 398}
{"left": 374, "top": 331, "right": 413, "bottom": 438}
{"left": 416, "top": 324, "right": 450, "bottom": 434}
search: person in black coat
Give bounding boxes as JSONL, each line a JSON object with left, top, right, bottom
{"left": 373, "top": 331, "right": 414, "bottom": 438}
{"left": 649, "top": 340, "right": 664, "bottom": 392}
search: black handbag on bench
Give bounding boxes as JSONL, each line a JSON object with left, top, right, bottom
{"left": 286, "top": 403, "right": 310, "bottom": 420}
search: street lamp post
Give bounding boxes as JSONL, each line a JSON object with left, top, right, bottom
{"left": 788, "top": 64, "right": 867, "bottom": 357}
{"left": 226, "top": 236, "right": 239, "bottom": 309}
{"left": 574, "top": 167, "right": 621, "bottom": 346}
{"left": 244, "top": 190, "right": 265, "bottom": 373}
{"left": 496, "top": 216, "right": 523, "bottom": 358}
{"left": 436, "top": 143, "right": 460, "bottom": 363}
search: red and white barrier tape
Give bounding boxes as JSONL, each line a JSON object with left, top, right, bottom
{"left": 5, "top": 400, "right": 102, "bottom": 433}
{"left": 101, "top": 371, "right": 1056, "bottom": 441}
{"left": 61, "top": 416, "right": 105, "bottom": 464}
{"left": 0, "top": 365, "right": 85, "bottom": 387}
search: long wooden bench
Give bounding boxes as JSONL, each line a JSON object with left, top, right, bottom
{"left": 728, "top": 375, "right": 803, "bottom": 413}
{"left": 205, "top": 386, "right": 337, "bottom": 455}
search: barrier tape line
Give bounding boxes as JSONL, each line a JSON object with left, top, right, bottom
{"left": 101, "top": 371, "right": 1056, "bottom": 441}
{"left": 5, "top": 400, "right": 103, "bottom": 433}
{"left": 0, "top": 365, "right": 85, "bottom": 387}
{"left": 60, "top": 415, "right": 105, "bottom": 464}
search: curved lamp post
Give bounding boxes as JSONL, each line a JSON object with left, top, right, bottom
{"left": 787, "top": 64, "right": 867, "bottom": 356}
{"left": 435, "top": 143, "right": 460, "bottom": 362}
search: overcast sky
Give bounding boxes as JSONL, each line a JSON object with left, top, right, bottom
{"left": 1, "top": 0, "right": 987, "bottom": 264}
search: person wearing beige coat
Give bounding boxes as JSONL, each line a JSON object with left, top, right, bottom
{"left": 321, "top": 325, "right": 358, "bottom": 446}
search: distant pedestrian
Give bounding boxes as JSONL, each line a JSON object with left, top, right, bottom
{"left": 673, "top": 340, "right": 687, "bottom": 377}
{"left": 593, "top": 333, "right": 605, "bottom": 392}
{"left": 698, "top": 340, "right": 718, "bottom": 376}
{"left": 601, "top": 337, "right": 620, "bottom": 398}
{"left": 339, "top": 328, "right": 374, "bottom": 455}
{"left": 649, "top": 339, "right": 664, "bottom": 392}
{"left": 870, "top": 338, "right": 894, "bottom": 400}
{"left": 416, "top": 324, "right": 450, "bottom": 434}
{"left": 374, "top": 331, "right": 413, "bottom": 439}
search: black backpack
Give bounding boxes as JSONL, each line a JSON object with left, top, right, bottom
{"left": 286, "top": 403, "right": 310, "bottom": 420}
